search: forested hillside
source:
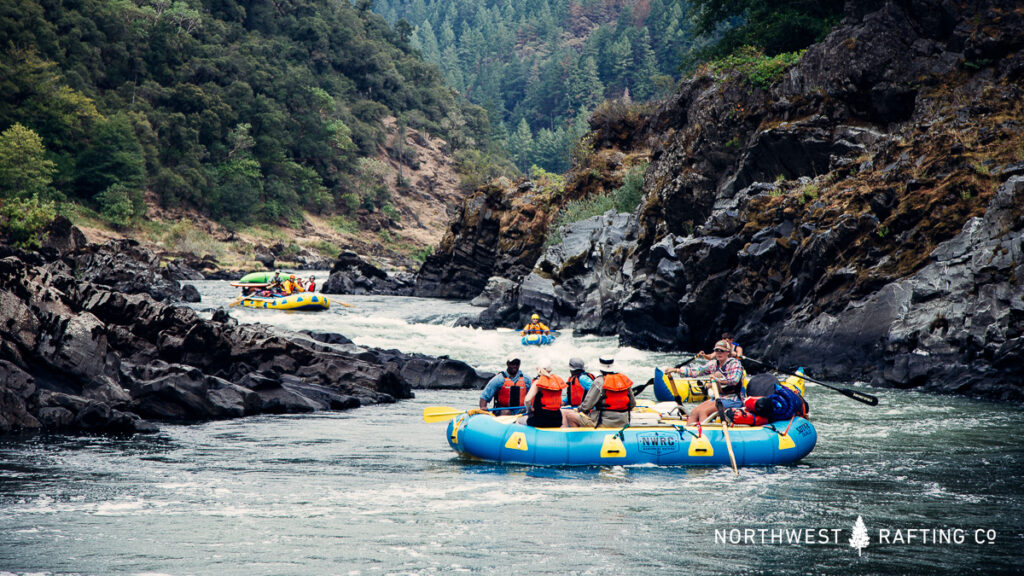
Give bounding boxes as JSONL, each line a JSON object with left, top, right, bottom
{"left": 375, "top": 0, "right": 699, "bottom": 174}
{"left": 0, "top": 0, "right": 493, "bottom": 243}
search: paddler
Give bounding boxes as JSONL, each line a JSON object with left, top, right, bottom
{"left": 665, "top": 339, "right": 743, "bottom": 425}
{"left": 520, "top": 313, "right": 550, "bottom": 336}
{"left": 479, "top": 357, "right": 532, "bottom": 415}
{"left": 517, "top": 359, "right": 569, "bottom": 428}
{"left": 571, "top": 356, "right": 635, "bottom": 428}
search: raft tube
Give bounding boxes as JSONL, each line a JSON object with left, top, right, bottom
{"left": 240, "top": 293, "right": 330, "bottom": 311}
{"left": 446, "top": 413, "right": 816, "bottom": 467}
{"left": 238, "top": 271, "right": 283, "bottom": 284}
{"left": 652, "top": 367, "right": 708, "bottom": 403}
{"left": 521, "top": 333, "right": 555, "bottom": 346}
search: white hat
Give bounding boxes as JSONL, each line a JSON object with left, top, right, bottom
{"left": 539, "top": 358, "right": 553, "bottom": 372}
{"left": 598, "top": 357, "right": 616, "bottom": 371}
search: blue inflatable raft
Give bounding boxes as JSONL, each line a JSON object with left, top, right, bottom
{"left": 445, "top": 412, "right": 816, "bottom": 467}
{"left": 521, "top": 333, "right": 555, "bottom": 346}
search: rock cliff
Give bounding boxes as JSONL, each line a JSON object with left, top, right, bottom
{"left": 0, "top": 229, "right": 488, "bottom": 435}
{"left": 415, "top": 1, "right": 1024, "bottom": 399}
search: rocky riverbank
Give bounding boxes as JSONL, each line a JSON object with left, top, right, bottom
{"left": 414, "top": 1, "right": 1024, "bottom": 400}
{"left": 0, "top": 223, "right": 488, "bottom": 435}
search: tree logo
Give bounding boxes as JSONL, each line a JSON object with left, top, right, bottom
{"left": 850, "top": 516, "right": 870, "bottom": 556}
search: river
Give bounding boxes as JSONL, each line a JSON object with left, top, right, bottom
{"left": 1, "top": 279, "right": 1022, "bottom": 575}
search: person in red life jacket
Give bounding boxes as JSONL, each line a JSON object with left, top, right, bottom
{"left": 574, "top": 356, "right": 635, "bottom": 427}
{"left": 665, "top": 340, "right": 744, "bottom": 425}
{"left": 517, "top": 360, "right": 569, "bottom": 427}
{"left": 479, "top": 357, "right": 533, "bottom": 414}
{"left": 563, "top": 357, "right": 594, "bottom": 407}
{"left": 306, "top": 276, "right": 316, "bottom": 292}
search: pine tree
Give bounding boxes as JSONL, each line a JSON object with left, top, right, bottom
{"left": 850, "top": 516, "right": 869, "bottom": 556}
{"left": 632, "top": 28, "right": 659, "bottom": 100}
{"left": 508, "top": 119, "right": 534, "bottom": 172}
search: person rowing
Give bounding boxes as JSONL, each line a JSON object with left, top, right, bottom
{"left": 664, "top": 339, "right": 743, "bottom": 425}
{"left": 521, "top": 313, "right": 550, "bottom": 336}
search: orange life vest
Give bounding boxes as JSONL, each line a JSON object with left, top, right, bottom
{"left": 598, "top": 373, "right": 633, "bottom": 411}
{"left": 566, "top": 372, "right": 594, "bottom": 406}
{"left": 534, "top": 374, "right": 567, "bottom": 411}
{"left": 496, "top": 372, "right": 527, "bottom": 407}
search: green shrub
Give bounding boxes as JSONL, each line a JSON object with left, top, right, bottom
{"left": 707, "top": 46, "right": 806, "bottom": 90}
{"left": 0, "top": 195, "right": 57, "bottom": 249}
{"left": 613, "top": 163, "right": 648, "bottom": 213}
{"left": 545, "top": 193, "right": 616, "bottom": 247}
{"left": 411, "top": 245, "right": 434, "bottom": 263}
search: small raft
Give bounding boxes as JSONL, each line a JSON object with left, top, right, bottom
{"left": 445, "top": 412, "right": 816, "bottom": 467}
{"left": 240, "top": 293, "right": 330, "bottom": 311}
{"left": 521, "top": 333, "right": 555, "bottom": 346}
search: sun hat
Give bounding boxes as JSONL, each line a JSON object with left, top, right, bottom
{"left": 598, "top": 357, "right": 616, "bottom": 371}
{"left": 569, "top": 357, "right": 585, "bottom": 371}
{"left": 713, "top": 340, "right": 732, "bottom": 352}
{"left": 505, "top": 356, "right": 521, "bottom": 364}
{"left": 539, "top": 358, "right": 553, "bottom": 372}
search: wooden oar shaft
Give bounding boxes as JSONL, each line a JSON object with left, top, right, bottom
{"left": 711, "top": 380, "right": 738, "bottom": 475}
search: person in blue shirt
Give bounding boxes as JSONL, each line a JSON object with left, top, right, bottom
{"left": 563, "top": 356, "right": 594, "bottom": 406}
{"left": 479, "top": 357, "right": 533, "bottom": 414}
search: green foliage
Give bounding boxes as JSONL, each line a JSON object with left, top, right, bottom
{"left": 544, "top": 192, "right": 615, "bottom": 247}
{"left": 410, "top": 244, "right": 434, "bottom": 263}
{"left": 0, "top": 123, "right": 58, "bottom": 201}
{"left": 799, "top": 182, "right": 819, "bottom": 204}
{"left": 1, "top": 0, "right": 492, "bottom": 225}
{"left": 377, "top": 0, "right": 700, "bottom": 172}
{"left": 96, "top": 183, "right": 144, "bottom": 228}
{"left": 330, "top": 214, "right": 359, "bottom": 234}
{"left": 689, "top": 0, "right": 843, "bottom": 60}
{"left": 354, "top": 157, "right": 392, "bottom": 211}
{"left": 613, "top": 162, "right": 648, "bottom": 213}
{"left": 529, "top": 165, "right": 566, "bottom": 200}
{"left": 162, "top": 219, "right": 224, "bottom": 258}
{"left": 453, "top": 149, "right": 518, "bottom": 192}
{"left": 706, "top": 46, "right": 806, "bottom": 90}
{"left": 382, "top": 203, "right": 401, "bottom": 221}
{"left": 307, "top": 239, "right": 342, "bottom": 260}
{"left": 0, "top": 195, "right": 58, "bottom": 249}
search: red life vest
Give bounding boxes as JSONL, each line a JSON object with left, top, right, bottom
{"left": 307, "top": 281, "right": 316, "bottom": 292}
{"left": 599, "top": 373, "right": 633, "bottom": 411}
{"left": 566, "top": 372, "right": 594, "bottom": 406}
{"left": 496, "top": 372, "right": 527, "bottom": 407}
{"left": 534, "top": 374, "right": 567, "bottom": 411}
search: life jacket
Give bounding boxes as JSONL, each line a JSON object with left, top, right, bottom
{"left": 566, "top": 371, "right": 594, "bottom": 406}
{"left": 523, "top": 323, "right": 547, "bottom": 334}
{"left": 307, "top": 280, "right": 316, "bottom": 292}
{"left": 534, "top": 374, "right": 567, "bottom": 411}
{"left": 598, "top": 373, "right": 633, "bottom": 411}
{"left": 496, "top": 371, "right": 527, "bottom": 407}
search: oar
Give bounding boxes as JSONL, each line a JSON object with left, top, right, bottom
{"left": 710, "top": 380, "right": 739, "bottom": 474}
{"left": 228, "top": 295, "right": 244, "bottom": 307}
{"left": 743, "top": 356, "right": 879, "bottom": 406}
{"left": 631, "top": 356, "right": 699, "bottom": 395}
{"left": 422, "top": 405, "right": 526, "bottom": 423}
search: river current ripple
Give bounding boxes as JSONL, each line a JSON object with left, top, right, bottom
{"left": 1, "top": 280, "right": 1022, "bottom": 575}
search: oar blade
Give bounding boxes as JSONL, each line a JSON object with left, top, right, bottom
{"left": 422, "top": 406, "right": 464, "bottom": 423}
{"left": 841, "top": 388, "right": 879, "bottom": 406}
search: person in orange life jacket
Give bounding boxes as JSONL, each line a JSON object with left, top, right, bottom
{"left": 280, "top": 274, "right": 302, "bottom": 295}
{"left": 563, "top": 357, "right": 594, "bottom": 407}
{"left": 520, "top": 313, "right": 550, "bottom": 335}
{"left": 666, "top": 340, "right": 744, "bottom": 425}
{"left": 575, "top": 357, "right": 635, "bottom": 428}
{"left": 516, "top": 360, "right": 569, "bottom": 428}
{"left": 479, "top": 357, "right": 533, "bottom": 414}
